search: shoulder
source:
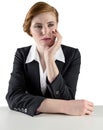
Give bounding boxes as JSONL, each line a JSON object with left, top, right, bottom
{"left": 61, "top": 44, "right": 80, "bottom": 54}
{"left": 61, "top": 44, "right": 81, "bottom": 62}
{"left": 15, "top": 45, "right": 32, "bottom": 62}
{"left": 17, "top": 45, "right": 31, "bottom": 53}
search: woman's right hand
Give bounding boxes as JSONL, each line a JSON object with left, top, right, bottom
{"left": 37, "top": 98, "right": 94, "bottom": 116}
{"left": 63, "top": 99, "right": 94, "bottom": 116}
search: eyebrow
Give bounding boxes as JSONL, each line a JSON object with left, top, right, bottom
{"left": 47, "top": 21, "right": 56, "bottom": 24}
{"left": 34, "top": 21, "right": 56, "bottom": 25}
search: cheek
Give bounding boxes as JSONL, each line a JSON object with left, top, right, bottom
{"left": 30, "top": 27, "right": 39, "bottom": 37}
{"left": 31, "top": 30, "right": 40, "bottom": 38}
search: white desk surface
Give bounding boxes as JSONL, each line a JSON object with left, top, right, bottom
{"left": 0, "top": 106, "right": 103, "bottom": 130}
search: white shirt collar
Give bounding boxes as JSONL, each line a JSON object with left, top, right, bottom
{"left": 25, "top": 44, "right": 65, "bottom": 64}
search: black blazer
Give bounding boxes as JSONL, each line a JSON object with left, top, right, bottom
{"left": 6, "top": 44, "right": 81, "bottom": 116}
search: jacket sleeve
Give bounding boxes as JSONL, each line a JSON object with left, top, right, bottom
{"left": 46, "top": 49, "right": 81, "bottom": 100}
{"left": 6, "top": 49, "right": 45, "bottom": 116}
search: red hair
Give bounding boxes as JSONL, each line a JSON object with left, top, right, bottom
{"left": 23, "top": 2, "right": 59, "bottom": 36}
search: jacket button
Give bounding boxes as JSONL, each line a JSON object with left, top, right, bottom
{"left": 24, "top": 108, "right": 27, "bottom": 113}
{"left": 55, "top": 90, "right": 59, "bottom": 95}
{"left": 21, "top": 108, "right": 24, "bottom": 112}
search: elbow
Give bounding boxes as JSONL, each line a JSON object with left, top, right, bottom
{"left": 6, "top": 92, "right": 15, "bottom": 110}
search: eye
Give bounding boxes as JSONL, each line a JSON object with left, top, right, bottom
{"left": 48, "top": 23, "right": 54, "bottom": 27}
{"left": 34, "top": 25, "right": 42, "bottom": 29}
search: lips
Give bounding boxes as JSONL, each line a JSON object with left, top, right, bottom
{"left": 41, "top": 38, "right": 51, "bottom": 40}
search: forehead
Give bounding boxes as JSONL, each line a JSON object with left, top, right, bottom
{"left": 31, "top": 12, "right": 56, "bottom": 24}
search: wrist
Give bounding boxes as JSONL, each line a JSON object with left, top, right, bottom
{"left": 59, "top": 100, "right": 69, "bottom": 114}
{"left": 45, "top": 56, "right": 55, "bottom": 64}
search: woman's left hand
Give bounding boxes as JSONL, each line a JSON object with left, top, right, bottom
{"left": 44, "top": 30, "right": 62, "bottom": 60}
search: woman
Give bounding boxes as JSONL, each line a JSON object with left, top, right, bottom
{"left": 6, "top": 1, "right": 94, "bottom": 116}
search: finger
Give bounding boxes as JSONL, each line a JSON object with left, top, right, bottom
{"left": 85, "top": 110, "right": 92, "bottom": 115}
{"left": 86, "top": 105, "right": 94, "bottom": 114}
{"left": 52, "top": 30, "right": 62, "bottom": 43}
{"left": 87, "top": 101, "right": 94, "bottom": 107}
{"left": 56, "top": 31, "right": 62, "bottom": 42}
{"left": 86, "top": 104, "right": 94, "bottom": 113}
{"left": 87, "top": 106, "right": 94, "bottom": 112}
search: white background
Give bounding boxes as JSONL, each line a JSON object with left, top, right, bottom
{"left": 0, "top": 0, "right": 103, "bottom": 106}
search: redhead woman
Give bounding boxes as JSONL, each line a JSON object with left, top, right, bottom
{"left": 6, "top": 2, "right": 94, "bottom": 116}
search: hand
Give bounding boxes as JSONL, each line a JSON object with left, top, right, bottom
{"left": 44, "top": 29, "right": 62, "bottom": 60}
{"left": 63, "top": 100, "right": 94, "bottom": 116}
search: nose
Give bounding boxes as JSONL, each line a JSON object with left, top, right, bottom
{"left": 42, "top": 26, "right": 49, "bottom": 35}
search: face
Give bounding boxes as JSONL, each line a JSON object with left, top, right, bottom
{"left": 30, "top": 12, "right": 58, "bottom": 48}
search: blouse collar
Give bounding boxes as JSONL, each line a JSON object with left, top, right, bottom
{"left": 25, "top": 44, "right": 65, "bottom": 64}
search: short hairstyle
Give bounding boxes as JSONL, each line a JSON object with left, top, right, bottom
{"left": 23, "top": 1, "right": 59, "bottom": 36}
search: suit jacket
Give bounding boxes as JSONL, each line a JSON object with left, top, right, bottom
{"left": 6, "top": 44, "right": 81, "bottom": 116}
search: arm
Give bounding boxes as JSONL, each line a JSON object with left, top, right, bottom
{"left": 6, "top": 48, "right": 45, "bottom": 116}
{"left": 44, "top": 30, "right": 61, "bottom": 83}
{"left": 44, "top": 30, "right": 81, "bottom": 99}
{"left": 45, "top": 48, "right": 81, "bottom": 99}
{"left": 37, "top": 98, "right": 94, "bottom": 115}
{"left": 37, "top": 30, "right": 94, "bottom": 115}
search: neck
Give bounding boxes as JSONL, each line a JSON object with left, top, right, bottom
{"left": 36, "top": 44, "right": 44, "bottom": 56}
{"left": 36, "top": 46, "right": 46, "bottom": 72}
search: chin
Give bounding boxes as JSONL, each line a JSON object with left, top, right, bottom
{"left": 42, "top": 41, "right": 54, "bottom": 47}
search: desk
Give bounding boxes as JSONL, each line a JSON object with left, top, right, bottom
{"left": 0, "top": 106, "right": 103, "bottom": 130}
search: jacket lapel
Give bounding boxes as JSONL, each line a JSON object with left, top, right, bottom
{"left": 25, "top": 60, "right": 43, "bottom": 95}
{"left": 25, "top": 60, "right": 64, "bottom": 96}
{"left": 55, "top": 60, "right": 64, "bottom": 73}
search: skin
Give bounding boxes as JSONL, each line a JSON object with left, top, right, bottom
{"left": 30, "top": 12, "right": 94, "bottom": 116}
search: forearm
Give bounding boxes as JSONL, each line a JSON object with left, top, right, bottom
{"left": 37, "top": 98, "right": 65, "bottom": 114}
{"left": 45, "top": 57, "right": 59, "bottom": 83}
{"left": 37, "top": 99, "right": 94, "bottom": 116}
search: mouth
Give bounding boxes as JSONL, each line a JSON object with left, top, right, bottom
{"left": 41, "top": 38, "right": 51, "bottom": 41}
